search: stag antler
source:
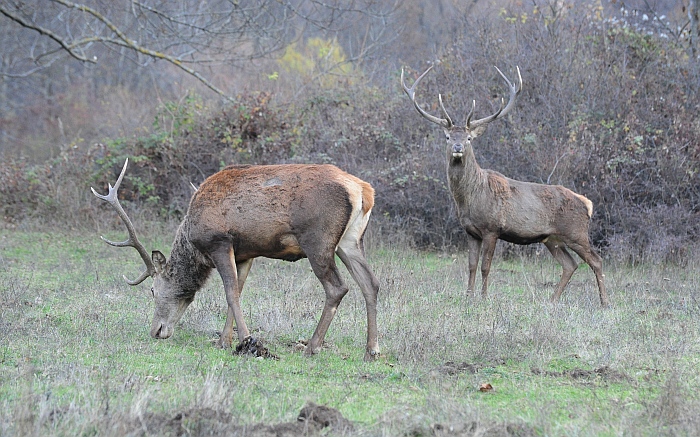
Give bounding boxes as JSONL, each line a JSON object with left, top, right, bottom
{"left": 467, "top": 66, "right": 522, "bottom": 130}
{"left": 400, "top": 65, "right": 454, "bottom": 129}
{"left": 91, "top": 159, "right": 157, "bottom": 285}
{"left": 402, "top": 65, "right": 522, "bottom": 131}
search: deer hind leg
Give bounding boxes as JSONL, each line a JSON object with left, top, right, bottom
{"left": 301, "top": 245, "right": 349, "bottom": 356}
{"left": 566, "top": 240, "right": 609, "bottom": 307}
{"left": 479, "top": 235, "right": 498, "bottom": 297}
{"left": 336, "top": 241, "right": 380, "bottom": 361}
{"left": 466, "top": 235, "right": 482, "bottom": 295}
{"left": 209, "top": 245, "right": 252, "bottom": 348}
{"left": 544, "top": 238, "right": 578, "bottom": 303}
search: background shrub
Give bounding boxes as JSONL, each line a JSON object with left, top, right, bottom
{"left": 1, "top": 1, "right": 698, "bottom": 263}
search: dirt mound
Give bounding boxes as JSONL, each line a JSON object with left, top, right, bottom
{"left": 531, "top": 365, "right": 631, "bottom": 383}
{"left": 407, "top": 421, "right": 537, "bottom": 436}
{"left": 233, "top": 336, "right": 279, "bottom": 360}
{"left": 116, "top": 402, "right": 351, "bottom": 436}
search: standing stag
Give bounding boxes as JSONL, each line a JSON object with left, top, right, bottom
{"left": 400, "top": 65, "right": 609, "bottom": 307}
{"left": 92, "top": 159, "right": 381, "bottom": 360}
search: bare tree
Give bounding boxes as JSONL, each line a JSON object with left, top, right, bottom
{"left": 690, "top": 0, "right": 700, "bottom": 56}
{"left": 0, "top": 0, "right": 399, "bottom": 100}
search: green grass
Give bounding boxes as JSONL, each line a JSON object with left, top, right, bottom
{"left": 1, "top": 229, "right": 699, "bottom": 435}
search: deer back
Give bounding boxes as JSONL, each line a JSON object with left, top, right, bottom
{"left": 186, "top": 164, "right": 373, "bottom": 262}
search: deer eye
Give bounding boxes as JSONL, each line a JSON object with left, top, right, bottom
{"left": 150, "top": 287, "right": 155, "bottom": 297}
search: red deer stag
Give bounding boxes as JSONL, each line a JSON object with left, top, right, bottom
{"left": 92, "top": 159, "right": 381, "bottom": 360}
{"left": 400, "top": 65, "right": 609, "bottom": 307}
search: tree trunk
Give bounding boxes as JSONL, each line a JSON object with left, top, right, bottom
{"left": 690, "top": 0, "right": 700, "bottom": 57}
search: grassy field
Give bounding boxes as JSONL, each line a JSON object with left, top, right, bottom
{"left": 1, "top": 228, "right": 699, "bottom": 436}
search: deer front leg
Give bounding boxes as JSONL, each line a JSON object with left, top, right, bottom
{"left": 210, "top": 246, "right": 251, "bottom": 348}
{"left": 217, "top": 258, "right": 254, "bottom": 348}
{"left": 466, "top": 235, "right": 482, "bottom": 295}
{"left": 479, "top": 235, "right": 498, "bottom": 296}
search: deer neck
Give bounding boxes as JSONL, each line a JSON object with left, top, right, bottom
{"left": 446, "top": 143, "right": 484, "bottom": 197}
{"left": 165, "top": 217, "right": 214, "bottom": 299}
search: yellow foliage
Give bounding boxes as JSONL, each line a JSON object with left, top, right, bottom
{"left": 277, "top": 37, "right": 357, "bottom": 87}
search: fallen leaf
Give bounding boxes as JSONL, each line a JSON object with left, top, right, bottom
{"left": 479, "top": 383, "right": 493, "bottom": 392}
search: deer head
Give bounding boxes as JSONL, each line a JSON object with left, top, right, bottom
{"left": 400, "top": 64, "right": 522, "bottom": 162}
{"left": 91, "top": 159, "right": 210, "bottom": 340}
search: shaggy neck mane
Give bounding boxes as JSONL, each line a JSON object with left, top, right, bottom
{"left": 165, "top": 217, "right": 214, "bottom": 299}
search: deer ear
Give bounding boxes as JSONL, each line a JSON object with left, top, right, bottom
{"left": 469, "top": 125, "right": 488, "bottom": 139}
{"left": 152, "top": 251, "right": 167, "bottom": 274}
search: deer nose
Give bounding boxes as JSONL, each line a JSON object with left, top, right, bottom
{"left": 452, "top": 144, "right": 464, "bottom": 154}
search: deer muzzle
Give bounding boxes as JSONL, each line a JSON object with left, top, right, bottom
{"left": 452, "top": 143, "right": 464, "bottom": 158}
{"left": 150, "top": 321, "right": 174, "bottom": 339}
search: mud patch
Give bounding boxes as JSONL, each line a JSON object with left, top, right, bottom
{"left": 531, "top": 365, "right": 631, "bottom": 383}
{"left": 118, "top": 402, "right": 352, "bottom": 436}
{"left": 233, "top": 336, "right": 279, "bottom": 360}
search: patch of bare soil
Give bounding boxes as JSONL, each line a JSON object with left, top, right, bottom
{"left": 116, "top": 402, "right": 352, "bottom": 436}
{"left": 531, "top": 365, "right": 631, "bottom": 383}
{"left": 437, "top": 361, "right": 483, "bottom": 376}
{"left": 407, "top": 421, "right": 537, "bottom": 436}
{"left": 233, "top": 336, "right": 279, "bottom": 360}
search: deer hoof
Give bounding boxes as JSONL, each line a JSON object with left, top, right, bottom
{"left": 215, "top": 331, "right": 234, "bottom": 349}
{"left": 364, "top": 349, "right": 380, "bottom": 362}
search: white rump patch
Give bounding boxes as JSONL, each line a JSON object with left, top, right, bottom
{"left": 574, "top": 193, "right": 594, "bottom": 218}
{"left": 335, "top": 176, "right": 371, "bottom": 251}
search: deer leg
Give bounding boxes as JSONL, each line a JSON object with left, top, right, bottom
{"left": 479, "top": 235, "right": 498, "bottom": 296}
{"left": 566, "top": 241, "right": 609, "bottom": 307}
{"left": 304, "top": 252, "right": 349, "bottom": 356}
{"left": 218, "top": 259, "right": 254, "bottom": 348}
{"left": 466, "top": 235, "right": 482, "bottom": 294}
{"left": 544, "top": 239, "right": 578, "bottom": 303}
{"left": 209, "top": 245, "right": 251, "bottom": 348}
{"left": 336, "top": 244, "right": 380, "bottom": 361}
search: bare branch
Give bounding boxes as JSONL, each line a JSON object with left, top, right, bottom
{"left": 0, "top": 3, "right": 95, "bottom": 63}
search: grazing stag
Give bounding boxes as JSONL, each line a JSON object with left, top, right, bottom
{"left": 92, "top": 159, "right": 381, "bottom": 360}
{"left": 400, "top": 65, "right": 609, "bottom": 307}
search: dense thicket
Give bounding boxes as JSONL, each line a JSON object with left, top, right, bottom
{"left": 1, "top": 2, "right": 698, "bottom": 263}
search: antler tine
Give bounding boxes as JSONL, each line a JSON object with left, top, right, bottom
{"left": 465, "top": 100, "right": 476, "bottom": 129}
{"left": 467, "top": 66, "right": 522, "bottom": 130}
{"left": 437, "top": 94, "right": 454, "bottom": 128}
{"left": 91, "top": 158, "right": 157, "bottom": 285}
{"left": 400, "top": 66, "right": 453, "bottom": 128}
{"left": 493, "top": 65, "right": 522, "bottom": 118}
